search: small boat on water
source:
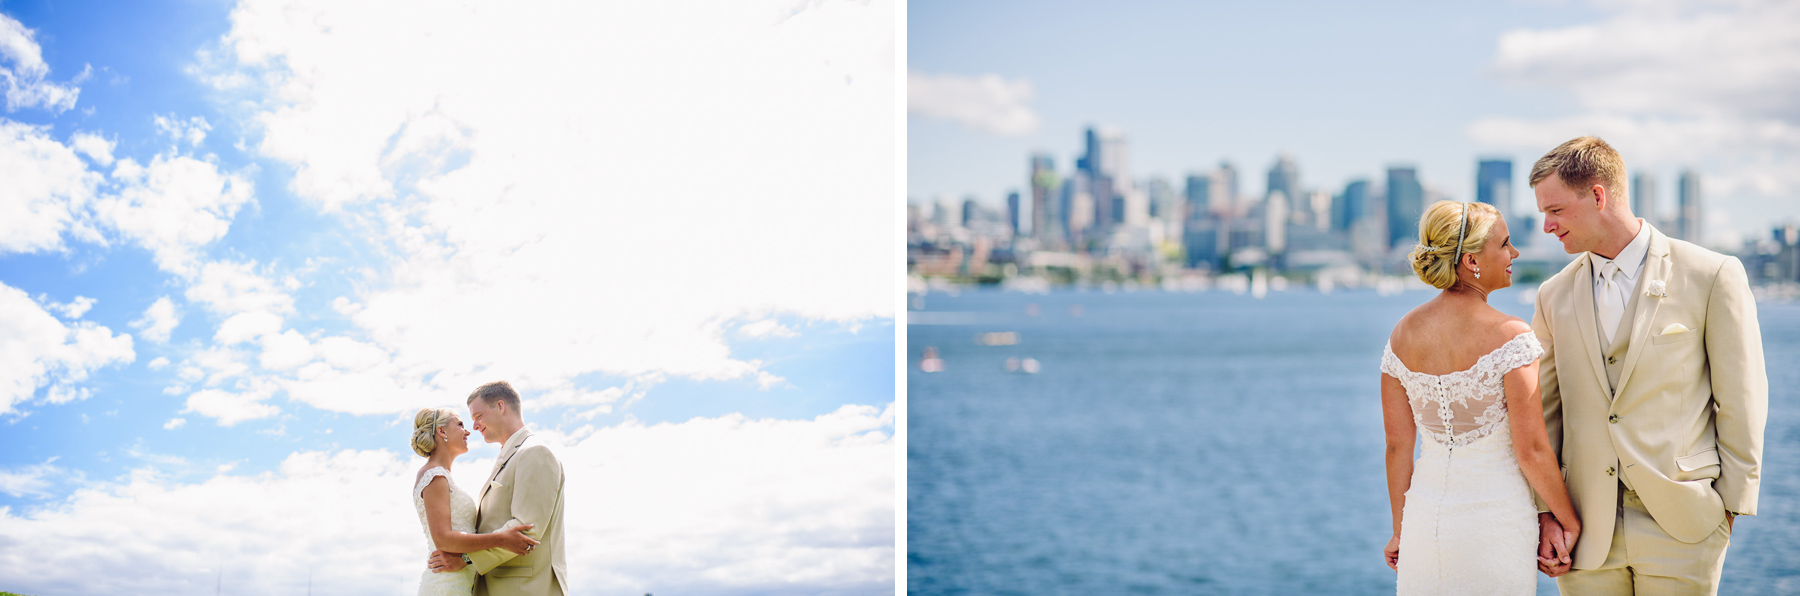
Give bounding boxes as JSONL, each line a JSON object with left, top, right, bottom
{"left": 921, "top": 346, "right": 944, "bottom": 373}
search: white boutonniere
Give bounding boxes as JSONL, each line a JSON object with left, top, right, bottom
{"left": 1645, "top": 279, "right": 1668, "bottom": 298}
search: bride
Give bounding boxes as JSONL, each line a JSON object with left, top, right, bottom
{"left": 1379, "top": 201, "right": 1581, "bottom": 594}
{"left": 411, "top": 407, "right": 538, "bottom": 595}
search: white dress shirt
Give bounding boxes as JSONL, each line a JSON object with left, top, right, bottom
{"left": 1589, "top": 220, "right": 1651, "bottom": 345}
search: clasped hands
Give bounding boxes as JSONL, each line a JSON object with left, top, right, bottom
{"left": 1535, "top": 513, "right": 1580, "bottom": 577}
{"left": 425, "top": 523, "right": 539, "bottom": 573}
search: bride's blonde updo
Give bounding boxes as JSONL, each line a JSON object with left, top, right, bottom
{"left": 411, "top": 407, "right": 458, "bottom": 457}
{"left": 1409, "top": 200, "right": 1501, "bottom": 290}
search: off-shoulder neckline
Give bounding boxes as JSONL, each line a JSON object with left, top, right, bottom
{"left": 1384, "top": 330, "right": 1537, "bottom": 379}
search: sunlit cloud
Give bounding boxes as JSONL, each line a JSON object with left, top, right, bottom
{"left": 907, "top": 70, "right": 1042, "bottom": 136}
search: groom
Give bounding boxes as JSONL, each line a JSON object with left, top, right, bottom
{"left": 1528, "top": 136, "right": 1766, "bottom": 594}
{"left": 430, "top": 381, "right": 570, "bottom": 595}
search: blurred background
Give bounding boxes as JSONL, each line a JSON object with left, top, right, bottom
{"left": 907, "top": 1, "right": 1800, "bottom": 593}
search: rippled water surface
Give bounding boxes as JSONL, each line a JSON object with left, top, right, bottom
{"left": 907, "top": 287, "right": 1800, "bottom": 595}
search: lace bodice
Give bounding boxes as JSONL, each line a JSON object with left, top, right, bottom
{"left": 1381, "top": 331, "right": 1543, "bottom": 448}
{"left": 412, "top": 466, "right": 479, "bottom": 553}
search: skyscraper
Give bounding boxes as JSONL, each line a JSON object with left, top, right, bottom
{"left": 1029, "top": 153, "right": 1058, "bottom": 244}
{"left": 1078, "top": 126, "right": 1129, "bottom": 232}
{"left": 1217, "top": 160, "right": 1239, "bottom": 215}
{"left": 1185, "top": 171, "right": 1214, "bottom": 218}
{"left": 1335, "top": 179, "right": 1370, "bottom": 232}
{"left": 1267, "top": 153, "right": 1299, "bottom": 207}
{"left": 1679, "top": 169, "right": 1702, "bottom": 244}
{"left": 1006, "top": 191, "right": 1022, "bottom": 237}
{"left": 1476, "top": 159, "right": 1512, "bottom": 216}
{"left": 1630, "top": 171, "right": 1658, "bottom": 230}
{"left": 1386, "top": 166, "right": 1423, "bottom": 249}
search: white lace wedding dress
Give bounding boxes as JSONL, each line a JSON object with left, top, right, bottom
{"left": 1381, "top": 331, "right": 1544, "bottom": 595}
{"left": 414, "top": 466, "right": 478, "bottom": 596}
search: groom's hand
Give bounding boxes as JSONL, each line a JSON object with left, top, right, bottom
{"left": 1536, "top": 513, "right": 1572, "bottom": 577}
{"left": 428, "top": 550, "right": 467, "bottom": 573}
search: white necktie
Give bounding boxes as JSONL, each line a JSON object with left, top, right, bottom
{"left": 1597, "top": 260, "right": 1624, "bottom": 344}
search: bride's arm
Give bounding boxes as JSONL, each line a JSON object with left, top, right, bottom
{"left": 1380, "top": 371, "right": 1415, "bottom": 570}
{"left": 1505, "top": 361, "right": 1580, "bottom": 543}
{"left": 421, "top": 477, "right": 539, "bottom": 555}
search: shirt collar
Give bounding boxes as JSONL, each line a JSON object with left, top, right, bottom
{"left": 1589, "top": 219, "right": 1651, "bottom": 278}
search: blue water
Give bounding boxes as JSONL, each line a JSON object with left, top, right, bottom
{"left": 907, "top": 287, "right": 1800, "bottom": 595}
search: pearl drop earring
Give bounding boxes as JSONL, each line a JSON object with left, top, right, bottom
{"left": 1474, "top": 267, "right": 1482, "bottom": 279}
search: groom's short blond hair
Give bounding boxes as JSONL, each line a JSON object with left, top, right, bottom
{"left": 468, "top": 380, "right": 522, "bottom": 414}
{"left": 1529, "top": 136, "right": 1627, "bottom": 199}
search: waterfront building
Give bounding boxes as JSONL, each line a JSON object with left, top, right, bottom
{"left": 1030, "top": 153, "right": 1058, "bottom": 245}
{"left": 1078, "top": 126, "right": 1129, "bottom": 232}
{"left": 1631, "top": 171, "right": 1659, "bottom": 230}
{"left": 1476, "top": 158, "right": 1512, "bottom": 215}
{"left": 1007, "top": 191, "right": 1022, "bottom": 237}
{"left": 1218, "top": 160, "right": 1240, "bottom": 215}
{"left": 1267, "top": 153, "right": 1299, "bottom": 210}
{"left": 1386, "top": 166, "right": 1423, "bottom": 249}
{"left": 1185, "top": 171, "right": 1214, "bottom": 217}
{"left": 1679, "top": 169, "right": 1702, "bottom": 244}
{"left": 1335, "top": 179, "right": 1370, "bottom": 232}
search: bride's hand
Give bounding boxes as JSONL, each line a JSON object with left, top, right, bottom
{"left": 1384, "top": 534, "right": 1401, "bottom": 571}
{"left": 497, "top": 523, "right": 540, "bottom": 555}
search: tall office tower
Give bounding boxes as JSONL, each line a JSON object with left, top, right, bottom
{"left": 1078, "top": 126, "right": 1129, "bottom": 231}
{"left": 1265, "top": 190, "right": 1289, "bottom": 255}
{"left": 1630, "top": 171, "right": 1658, "bottom": 230}
{"left": 1062, "top": 171, "right": 1094, "bottom": 246}
{"left": 1218, "top": 160, "right": 1240, "bottom": 214}
{"left": 1029, "top": 153, "right": 1058, "bottom": 244}
{"left": 1185, "top": 170, "right": 1214, "bottom": 217}
{"left": 1476, "top": 159, "right": 1512, "bottom": 215}
{"left": 1335, "top": 179, "right": 1370, "bottom": 232}
{"left": 1386, "top": 166, "right": 1423, "bottom": 249}
{"left": 1679, "top": 169, "right": 1702, "bottom": 244}
{"left": 1146, "top": 177, "right": 1176, "bottom": 220}
{"left": 961, "top": 196, "right": 980, "bottom": 228}
{"left": 1267, "top": 153, "right": 1299, "bottom": 207}
{"left": 1006, "top": 191, "right": 1022, "bottom": 237}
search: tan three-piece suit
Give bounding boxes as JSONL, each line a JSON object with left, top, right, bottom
{"left": 1532, "top": 224, "right": 1766, "bottom": 593}
{"left": 468, "top": 428, "right": 569, "bottom": 596}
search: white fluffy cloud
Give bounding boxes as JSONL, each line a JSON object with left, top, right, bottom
{"left": 69, "top": 131, "right": 114, "bottom": 166}
{"left": 907, "top": 70, "right": 1041, "bottom": 136}
{"left": 1471, "top": 0, "right": 1800, "bottom": 243}
{"left": 94, "top": 153, "right": 255, "bottom": 275}
{"left": 131, "top": 296, "right": 181, "bottom": 343}
{"left": 184, "top": 0, "right": 895, "bottom": 416}
{"left": 182, "top": 379, "right": 280, "bottom": 426}
{"left": 0, "top": 405, "right": 894, "bottom": 595}
{"left": 0, "top": 282, "right": 134, "bottom": 416}
{"left": 0, "top": 13, "right": 80, "bottom": 113}
{"left": 0, "top": 119, "right": 102, "bottom": 254}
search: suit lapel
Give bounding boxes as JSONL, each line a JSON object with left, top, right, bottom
{"left": 478, "top": 428, "right": 531, "bottom": 503}
{"left": 1569, "top": 256, "right": 1614, "bottom": 397}
{"left": 1612, "top": 228, "right": 1672, "bottom": 399}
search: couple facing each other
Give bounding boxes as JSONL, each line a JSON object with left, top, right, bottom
{"left": 410, "top": 380, "right": 570, "bottom": 596}
{"left": 1381, "top": 136, "right": 1766, "bottom": 595}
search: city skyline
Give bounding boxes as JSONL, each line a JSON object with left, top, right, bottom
{"left": 909, "top": 0, "right": 1800, "bottom": 250}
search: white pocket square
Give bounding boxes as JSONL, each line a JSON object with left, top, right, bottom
{"left": 1659, "top": 323, "right": 1690, "bottom": 335}
{"left": 489, "top": 480, "right": 505, "bottom": 490}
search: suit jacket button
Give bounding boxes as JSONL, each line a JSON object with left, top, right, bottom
{"left": 1607, "top": 467, "right": 1616, "bottom": 476}
{"left": 1609, "top": 414, "right": 1619, "bottom": 423}
{"left": 1607, "top": 356, "right": 1617, "bottom": 365}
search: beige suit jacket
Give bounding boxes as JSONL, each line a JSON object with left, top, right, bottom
{"left": 470, "top": 428, "right": 569, "bottom": 596}
{"left": 1532, "top": 225, "right": 1766, "bottom": 569}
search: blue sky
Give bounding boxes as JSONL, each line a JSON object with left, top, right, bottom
{"left": 908, "top": 0, "right": 1800, "bottom": 249}
{"left": 0, "top": 1, "right": 894, "bottom": 594}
